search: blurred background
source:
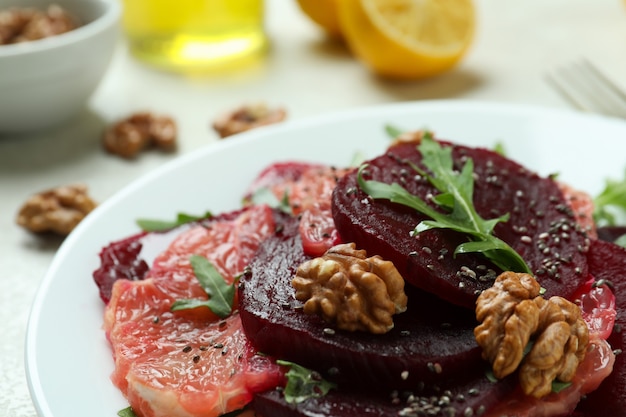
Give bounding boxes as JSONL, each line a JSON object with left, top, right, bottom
{"left": 1, "top": 0, "right": 626, "bottom": 416}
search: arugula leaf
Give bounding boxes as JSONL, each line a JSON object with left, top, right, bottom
{"left": 594, "top": 169, "right": 626, "bottom": 227}
{"left": 136, "top": 211, "right": 213, "bottom": 232}
{"left": 117, "top": 407, "right": 137, "bottom": 417}
{"left": 551, "top": 380, "right": 572, "bottom": 393}
{"left": 276, "top": 360, "right": 336, "bottom": 404}
{"left": 385, "top": 124, "right": 404, "bottom": 139}
{"left": 248, "top": 187, "right": 292, "bottom": 214}
{"left": 493, "top": 141, "right": 506, "bottom": 156}
{"left": 349, "top": 150, "right": 367, "bottom": 168}
{"left": 171, "top": 255, "right": 236, "bottom": 318}
{"left": 357, "top": 135, "right": 532, "bottom": 274}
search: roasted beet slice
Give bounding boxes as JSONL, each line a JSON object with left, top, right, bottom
{"left": 596, "top": 225, "right": 626, "bottom": 243}
{"left": 239, "top": 214, "right": 487, "bottom": 392}
{"left": 93, "top": 232, "right": 149, "bottom": 303}
{"left": 332, "top": 140, "right": 590, "bottom": 308}
{"left": 253, "top": 370, "right": 516, "bottom": 417}
{"left": 573, "top": 239, "right": 626, "bottom": 417}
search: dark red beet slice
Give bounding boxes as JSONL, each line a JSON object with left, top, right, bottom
{"left": 596, "top": 225, "right": 626, "bottom": 243}
{"left": 239, "top": 213, "right": 490, "bottom": 392}
{"left": 332, "top": 140, "right": 590, "bottom": 308}
{"left": 573, "top": 239, "right": 626, "bottom": 417}
{"left": 253, "top": 370, "right": 517, "bottom": 417}
{"left": 93, "top": 232, "right": 149, "bottom": 303}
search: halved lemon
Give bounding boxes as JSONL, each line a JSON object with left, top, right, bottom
{"left": 296, "top": 0, "right": 343, "bottom": 38}
{"left": 337, "top": 0, "right": 476, "bottom": 79}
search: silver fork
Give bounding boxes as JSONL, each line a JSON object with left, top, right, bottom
{"left": 546, "top": 59, "right": 626, "bottom": 119}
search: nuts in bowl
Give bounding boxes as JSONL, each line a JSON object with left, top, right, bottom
{"left": 0, "top": 0, "right": 120, "bottom": 133}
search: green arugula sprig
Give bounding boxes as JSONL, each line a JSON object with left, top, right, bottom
{"left": 248, "top": 187, "right": 293, "bottom": 214}
{"left": 136, "top": 211, "right": 213, "bottom": 232}
{"left": 171, "top": 255, "right": 237, "bottom": 318}
{"left": 385, "top": 124, "right": 405, "bottom": 139}
{"left": 276, "top": 360, "right": 336, "bottom": 404}
{"left": 594, "top": 168, "right": 626, "bottom": 227}
{"left": 117, "top": 407, "right": 137, "bottom": 417}
{"left": 357, "top": 134, "right": 532, "bottom": 274}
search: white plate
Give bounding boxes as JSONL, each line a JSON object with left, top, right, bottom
{"left": 25, "top": 100, "right": 626, "bottom": 417}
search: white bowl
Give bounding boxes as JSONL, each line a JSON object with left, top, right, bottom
{"left": 0, "top": 0, "right": 121, "bottom": 133}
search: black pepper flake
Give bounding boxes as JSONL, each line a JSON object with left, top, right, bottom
{"left": 193, "top": 355, "right": 200, "bottom": 363}
{"left": 182, "top": 345, "right": 192, "bottom": 353}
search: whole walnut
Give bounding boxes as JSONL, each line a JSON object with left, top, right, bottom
{"left": 292, "top": 243, "right": 408, "bottom": 334}
{"left": 474, "top": 271, "right": 589, "bottom": 398}
{"left": 16, "top": 184, "right": 97, "bottom": 236}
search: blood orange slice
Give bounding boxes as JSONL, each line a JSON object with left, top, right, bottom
{"left": 104, "top": 205, "right": 283, "bottom": 417}
{"left": 244, "top": 161, "right": 350, "bottom": 257}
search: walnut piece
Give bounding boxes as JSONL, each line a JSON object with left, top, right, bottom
{"left": 292, "top": 243, "right": 408, "bottom": 334}
{"left": 104, "top": 112, "right": 177, "bottom": 158}
{"left": 212, "top": 103, "right": 287, "bottom": 138}
{"left": 16, "top": 184, "right": 97, "bottom": 236}
{"left": 474, "top": 271, "right": 589, "bottom": 398}
{"left": 0, "top": 5, "right": 78, "bottom": 45}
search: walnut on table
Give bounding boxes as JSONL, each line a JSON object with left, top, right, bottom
{"left": 474, "top": 271, "right": 589, "bottom": 398}
{"left": 291, "top": 243, "right": 408, "bottom": 334}
{"left": 103, "top": 112, "right": 177, "bottom": 158}
{"left": 212, "top": 103, "right": 287, "bottom": 138}
{"left": 16, "top": 184, "right": 97, "bottom": 236}
{"left": 0, "top": 4, "right": 78, "bottom": 45}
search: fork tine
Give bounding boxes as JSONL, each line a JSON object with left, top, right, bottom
{"left": 546, "top": 67, "right": 596, "bottom": 113}
{"left": 547, "top": 59, "right": 626, "bottom": 119}
{"left": 582, "top": 58, "right": 626, "bottom": 103}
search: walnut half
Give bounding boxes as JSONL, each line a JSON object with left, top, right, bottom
{"left": 16, "top": 184, "right": 97, "bottom": 236}
{"left": 103, "top": 112, "right": 177, "bottom": 158}
{"left": 474, "top": 271, "right": 589, "bottom": 398}
{"left": 212, "top": 103, "right": 286, "bottom": 138}
{"left": 292, "top": 243, "right": 408, "bottom": 334}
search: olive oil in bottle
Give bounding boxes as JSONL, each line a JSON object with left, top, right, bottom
{"left": 121, "top": 0, "right": 267, "bottom": 73}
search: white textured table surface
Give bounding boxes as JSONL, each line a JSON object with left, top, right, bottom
{"left": 1, "top": 1, "right": 626, "bottom": 416}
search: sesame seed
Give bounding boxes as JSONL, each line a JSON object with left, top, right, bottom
{"left": 401, "top": 370, "right": 409, "bottom": 380}
{"left": 323, "top": 328, "right": 336, "bottom": 336}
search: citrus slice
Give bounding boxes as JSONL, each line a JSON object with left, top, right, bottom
{"left": 296, "top": 0, "right": 342, "bottom": 38}
{"left": 337, "top": 0, "right": 476, "bottom": 79}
